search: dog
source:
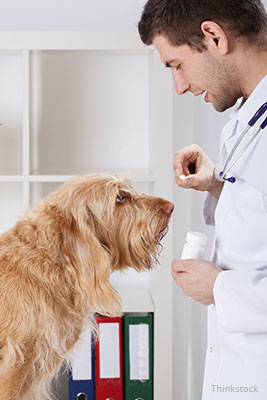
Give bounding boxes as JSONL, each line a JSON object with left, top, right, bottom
{"left": 0, "top": 173, "right": 174, "bottom": 400}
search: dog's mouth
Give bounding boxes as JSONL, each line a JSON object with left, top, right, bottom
{"left": 158, "top": 209, "right": 173, "bottom": 240}
{"left": 158, "top": 224, "right": 169, "bottom": 241}
{"left": 148, "top": 222, "right": 170, "bottom": 266}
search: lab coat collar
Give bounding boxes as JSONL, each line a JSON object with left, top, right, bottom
{"left": 232, "top": 74, "right": 267, "bottom": 129}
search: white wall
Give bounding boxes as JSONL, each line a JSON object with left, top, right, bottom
{"left": 0, "top": 0, "right": 147, "bottom": 31}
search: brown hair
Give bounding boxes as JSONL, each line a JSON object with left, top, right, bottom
{"left": 138, "top": 0, "right": 267, "bottom": 51}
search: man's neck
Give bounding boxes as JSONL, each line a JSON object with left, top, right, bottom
{"left": 234, "top": 44, "right": 267, "bottom": 99}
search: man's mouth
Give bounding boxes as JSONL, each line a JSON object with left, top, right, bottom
{"left": 193, "top": 90, "right": 210, "bottom": 103}
{"left": 194, "top": 90, "right": 205, "bottom": 96}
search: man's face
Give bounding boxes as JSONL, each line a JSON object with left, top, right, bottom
{"left": 153, "top": 35, "right": 241, "bottom": 112}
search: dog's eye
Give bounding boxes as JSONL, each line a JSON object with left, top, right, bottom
{"left": 116, "top": 192, "right": 127, "bottom": 204}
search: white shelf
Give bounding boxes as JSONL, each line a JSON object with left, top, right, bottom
{"left": 0, "top": 37, "right": 174, "bottom": 399}
{"left": 0, "top": 175, "right": 75, "bottom": 182}
{"left": 23, "top": 50, "right": 30, "bottom": 176}
{"left": 118, "top": 288, "right": 154, "bottom": 313}
{"left": 0, "top": 170, "right": 155, "bottom": 183}
{"left": 0, "top": 31, "right": 151, "bottom": 51}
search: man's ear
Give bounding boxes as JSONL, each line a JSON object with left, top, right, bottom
{"left": 201, "top": 21, "right": 229, "bottom": 55}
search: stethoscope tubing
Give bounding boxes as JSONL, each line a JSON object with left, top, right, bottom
{"left": 221, "top": 124, "right": 250, "bottom": 173}
{"left": 223, "top": 125, "right": 262, "bottom": 177}
{"left": 215, "top": 102, "right": 267, "bottom": 183}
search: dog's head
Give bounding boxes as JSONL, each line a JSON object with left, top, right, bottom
{"left": 50, "top": 174, "right": 174, "bottom": 316}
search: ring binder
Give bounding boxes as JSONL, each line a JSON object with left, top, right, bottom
{"left": 95, "top": 316, "right": 124, "bottom": 400}
{"left": 77, "top": 393, "right": 88, "bottom": 400}
{"left": 69, "top": 328, "right": 95, "bottom": 400}
{"left": 123, "top": 314, "right": 153, "bottom": 400}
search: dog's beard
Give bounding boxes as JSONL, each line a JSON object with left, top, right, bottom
{"left": 110, "top": 212, "right": 171, "bottom": 272}
{"left": 148, "top": 216, "right": 170, "bottom": 264}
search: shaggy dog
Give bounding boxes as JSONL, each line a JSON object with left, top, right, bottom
{"left": 0, "top": 174, "right": 174, "bottom": 400}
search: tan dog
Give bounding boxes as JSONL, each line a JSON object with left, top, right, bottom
{"left": 0, "top": 174, "right": 174, "bottom": 400}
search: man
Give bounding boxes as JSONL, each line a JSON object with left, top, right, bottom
{"left": 138, "top": 1, "right": 267, "bottom": 399}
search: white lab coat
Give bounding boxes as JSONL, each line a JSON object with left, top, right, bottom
{"left": 202, "top": 75, "right": 267, "bottom": 400}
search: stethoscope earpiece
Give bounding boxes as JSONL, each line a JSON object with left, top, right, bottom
{"left": 225, "top": 175, "right": 236, "bottom": 184}
{"left": 219, "top": 171, "right": 236, "bottom": 183}
{"left": 214, "top": 166, "right": 236, "bottom": 184}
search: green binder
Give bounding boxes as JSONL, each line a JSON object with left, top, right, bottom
{"left": 123, "top": 313, "right": 153, "bottom": 400}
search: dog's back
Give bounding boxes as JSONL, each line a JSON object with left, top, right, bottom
{"left": 0, "top": 205, "right": 84, "bottom": 400}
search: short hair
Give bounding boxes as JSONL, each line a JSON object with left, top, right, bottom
{"left": 138, "top": 0, "right": 267, "bottom": 51}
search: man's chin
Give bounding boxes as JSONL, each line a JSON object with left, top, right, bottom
{"left": 211, "top": 97, "right": 237, "bottom": 113}
{"left": 210, "top": 93, "right": 241, "bottom": 113}
{"left": 213, "top": 103, "right": 229, "bottom": 112}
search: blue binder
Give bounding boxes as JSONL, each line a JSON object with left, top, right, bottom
{"left": 69, "top": 332, "right": 95, "bottom": 400}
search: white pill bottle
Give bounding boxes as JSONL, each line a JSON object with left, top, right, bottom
{"left": 181, "top": 231, "right": 207, "bottom": 259}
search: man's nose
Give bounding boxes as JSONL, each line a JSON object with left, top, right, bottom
{"left": 172, "top": 69, "right": 190, "bottom": 95}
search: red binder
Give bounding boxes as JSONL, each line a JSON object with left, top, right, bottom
{"left": 95, "top": 316, "right": 123, "bottom": 400}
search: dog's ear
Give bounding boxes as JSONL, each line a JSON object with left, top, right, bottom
{"left": 60, "top": 202, "right": 121, "bottom": 317}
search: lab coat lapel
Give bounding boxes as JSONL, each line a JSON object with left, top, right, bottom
{"left": 219, "top": 75, "right": 267, "bottom": 195}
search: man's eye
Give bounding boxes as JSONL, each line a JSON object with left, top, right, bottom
{"left": 176, "top": 64, "right": 182, "bottom": 71}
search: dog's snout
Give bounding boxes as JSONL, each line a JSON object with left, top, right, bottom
{"left": 162, "top": 202, "right": 174, "bottom": 215}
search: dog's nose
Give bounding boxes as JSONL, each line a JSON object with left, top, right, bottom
{"left": 162, "top": 202, "right": 174, "bottom": 215}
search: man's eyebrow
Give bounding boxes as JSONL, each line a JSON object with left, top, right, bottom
{"left": 165, "top": 59, "right": 179, "bottom": 68}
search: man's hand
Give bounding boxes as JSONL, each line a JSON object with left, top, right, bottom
{"left": 171, "top": 258, "right": 222, "bottom": 305}
{"left": 173, "top": 144, "right": 224, "bottom": 199}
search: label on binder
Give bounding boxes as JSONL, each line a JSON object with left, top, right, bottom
{"left": 72, "top": 328, "right": 92, "bottom": 380}
{"left": 129, "top": 324, "right": 149, "bottom": 380}
{"left": 99, "top": 322, "right": 120, "bottom": 378}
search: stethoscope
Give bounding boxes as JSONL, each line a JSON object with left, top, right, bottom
{"left": 214, "top": 102, "right": 267, "bottom": 183}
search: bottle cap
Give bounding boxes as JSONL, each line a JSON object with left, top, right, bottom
{"left": 186, "top": 231, "right": 207, "bottom": 247}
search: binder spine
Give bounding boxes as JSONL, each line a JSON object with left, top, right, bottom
{"left": 95, "top": 316, "right": 124, "bottom": 400}
{"left": 69, "top": 331, "right": 95, "bottom": 400}
{"left": 123, "top": 313, "right": 153, "bottom": 400}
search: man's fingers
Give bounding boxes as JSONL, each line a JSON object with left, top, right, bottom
{"left": 171, "top": 259, "right": 190, "bottom": 273}
{"left": 175, "top": 172, "right": 203, "bottom": 189}
{"left": 173, "top": 145, "right": 201, "bottom": 172}
{"left": 171, "top": 269, "right": 187, "bottom": 291}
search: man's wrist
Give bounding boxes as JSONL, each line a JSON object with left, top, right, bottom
{"left": 208, "top": 179, "right": 224, "bottom": 199}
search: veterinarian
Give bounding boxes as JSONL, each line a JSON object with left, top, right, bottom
{"left": 138, "top": 0, "right": 267, "bottom": 399}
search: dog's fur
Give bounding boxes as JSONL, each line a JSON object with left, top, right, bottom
{"left": 0, "top": 174, "right": 173, "bottom": 400}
